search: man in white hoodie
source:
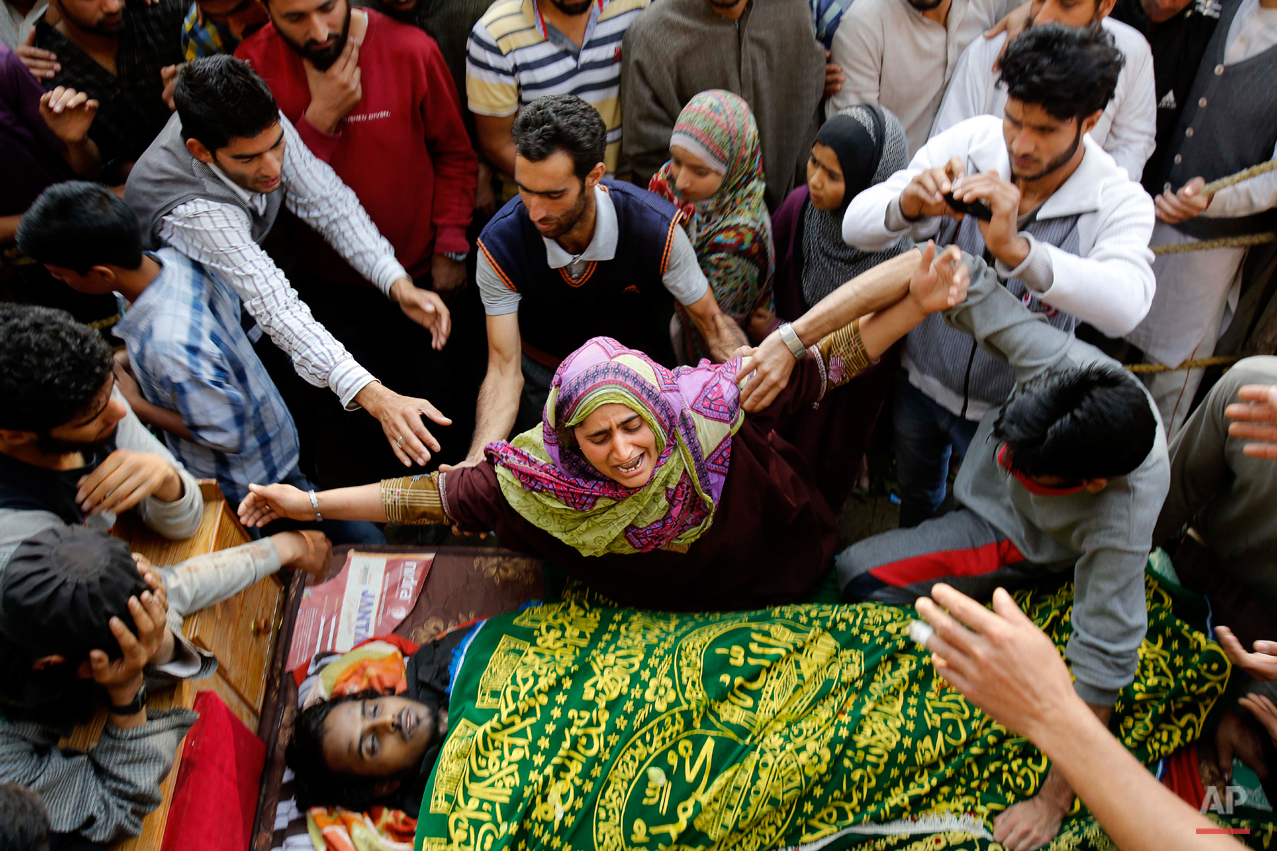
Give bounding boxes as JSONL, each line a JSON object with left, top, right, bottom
{"left": 931, "top": 0, "right": 1157, "bottom": 181}
{"left": 843, "top": 24, "right": 1155, "bottom": 528}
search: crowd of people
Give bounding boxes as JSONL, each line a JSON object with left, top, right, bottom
{"left": 0, "top": 0, "right": 1274, "bottom": 845}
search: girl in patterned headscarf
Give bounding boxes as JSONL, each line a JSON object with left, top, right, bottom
{"left": 648, "top": 90, "right": 775, "bottom": 364}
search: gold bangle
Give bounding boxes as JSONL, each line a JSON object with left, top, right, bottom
{"left": 380, "top": 473, "right": 448, "bottom": 525}
{"left": 816, "top": 318, "right": 872, "bottom": 387}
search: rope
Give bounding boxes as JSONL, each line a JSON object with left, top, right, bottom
{"left": 1152, "top": 232, "right": 1277, "bottom": 255}
{"left": 1146, "top": 160, "right": 1277, "bottom": 255}
{"left": 1201, "top": 159, "right": 1277, "bottom": 196}
{"left": 88, "top": 314, "right": 121, "bottom": 330}
{"left": 1125, "top": 355, "right": 1238, "bottom": 374}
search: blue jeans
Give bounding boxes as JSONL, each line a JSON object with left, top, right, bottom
{"left": 893, "top": 372, "right": 979, "bottom": 528}
{"left": 253, "top": 467, "right": 385, "bottom": 546}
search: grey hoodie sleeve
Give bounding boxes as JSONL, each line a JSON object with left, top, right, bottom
{"left": 941, "top": 253, "right": 1078, "bottom": 385}
{"left": 1068, "top": 539, "right": 1149, "bottom": 706}
{"left": 112, "top": 395, "right": 203, "bottom": 540}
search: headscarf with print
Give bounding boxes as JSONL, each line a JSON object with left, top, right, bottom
{"left": 485, "top": 337, "right": 746, "bottom": 557}
{"left": 649, "top": 90, "right": 775, "bottom": 363}
{"left": 801, "top": 104, "right": 913, "bottom": 308}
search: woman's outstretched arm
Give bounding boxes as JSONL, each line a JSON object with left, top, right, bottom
{"left": 238, "top": 482, "right": 390, "bottom": 527}
{"left": 738, "top": 244, "right": 965, "bottom": 410}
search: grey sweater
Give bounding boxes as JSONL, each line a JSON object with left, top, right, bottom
{"left": 947, "top": 255, "right": 1170, "bottom": 706}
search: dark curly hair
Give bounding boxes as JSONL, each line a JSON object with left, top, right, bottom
{"left": 286, "top": 690, "right": 401, "bottom": 811}
{"left": 176, "top": 55, "right": 281, "bottom": 154}
{"left": 993, "top": 363, "right": 1157, "bottom": 484}
{"left": 512, "top": 94, "right": 607, "bottom": 181}
{"left": 998, "top": 23, "right": 1124, "bottom": 123}
{"left": 0, "top": 304, "right": 114, "bottom": 433}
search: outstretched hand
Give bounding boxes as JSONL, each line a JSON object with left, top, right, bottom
{"left": 239, "top": 482, "right": 312, "bottom": 528}
{"left": 1215, "top": 625, "right": 1277, "bottom": 681}
{"left": 355, "top": 382, "right": 452, "bottom": 467}
{"left": 914, "top": 583, "right": 1076, "bottom": 741}
{"left": 908, "top": 241, "right": 969, "bottom": 315}
{"left": 390, "top": 278, "right": 451, "bottom": 349}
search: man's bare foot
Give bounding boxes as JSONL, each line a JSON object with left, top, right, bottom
{"left": 993, "top": 786, "right": 1072, "bottom": 851}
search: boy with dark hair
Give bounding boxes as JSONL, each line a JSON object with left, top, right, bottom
{"left": 843, "top": 23, "right": 1156, "bottom": 529}
{"left": 17, "top": 182, "right": 380, "bottom": 543}
{"left": 0, "top": 304, "right": 203, "bottom": 568}
{"left": 833, "top": 252, "right": 1168, "bottom": 849}
{"left": 456, "top": 93, "right": 748, "bottom": 464}
{"left": 123, "top": 55, "right": 454, "bottom": 472}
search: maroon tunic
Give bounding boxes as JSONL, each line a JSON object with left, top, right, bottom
{"left": 441, "top": 358, "right": 838, "bottom": 610}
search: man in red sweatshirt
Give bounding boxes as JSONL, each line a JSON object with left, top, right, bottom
{"left": 237, "top": 0, "right": 479, "bottom": 481}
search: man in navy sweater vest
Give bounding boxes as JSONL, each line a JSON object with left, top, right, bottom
{"left": 456, "top": 94, "right": 747, "bottom": 466}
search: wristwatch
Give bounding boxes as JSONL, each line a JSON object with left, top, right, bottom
{"left": 442, "top": 251, "right": 468, "bottom": 263}
{"left": 107, "top": 683, "right": 148, "bottom": 716}
{"left": 777, "top": 322, "right": 807, "bottom": 360}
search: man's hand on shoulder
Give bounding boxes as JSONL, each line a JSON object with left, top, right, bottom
{"left": 17, "top": 29, "right": 60, "bottom": 80}
{"left": 355, "top": 381, "right": 453, "bottom": 468}
{"left": 77, "top": 448, "right": 185, "bottom": 515}
{"left": 736, "top": 329, "right": 795, "bottom": 413}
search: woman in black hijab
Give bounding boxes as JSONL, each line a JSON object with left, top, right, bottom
{"left": 764, "top": 104, "right": 913, "bottom": 516}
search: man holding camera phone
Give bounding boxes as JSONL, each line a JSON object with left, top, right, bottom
{"left": 843, "top": 24, "right": 1156, "bottom": 527}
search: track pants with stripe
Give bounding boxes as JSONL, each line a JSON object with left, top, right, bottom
{"left": 835, "top": 509, "right": 1071, "bottom": 604}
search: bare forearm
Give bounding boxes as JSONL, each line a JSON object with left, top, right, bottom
{"left": 62, "top": 136, "right": 101, "bottom": 178}
{"left": 311, "top": 484, "right": 389, "bottom": 522}
{"left": 127, "top": 396, "right": 196, "bottom": 443}
{"left": 790, "top": 250, "right": 920, "bottom": 345}
{"left": 0, "top": 214, "right": 21, "bottom": 244}
{"left": 468, "top": 367, "right": 522, "bottom": 459}
{"left": 1031, "top": 701, "right": 1243, "bottom": 851}
{"left": 858, "top": 294, "right": 928, "bottom": 361}
{"left": 480, "top": 132, "right": 517, "bottom": 178}
{"left": 699, "top": 312, "right": 749, "bottom": 362}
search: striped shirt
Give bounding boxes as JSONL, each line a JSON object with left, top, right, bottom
{"left": 465, "top": 0, "right": 648, "bottom": 177}
{"left": 114, "top": 248, "right": 301, "bottom": 507}
{"left": 156, "top": 115, "right": 408, "bottom": 408}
